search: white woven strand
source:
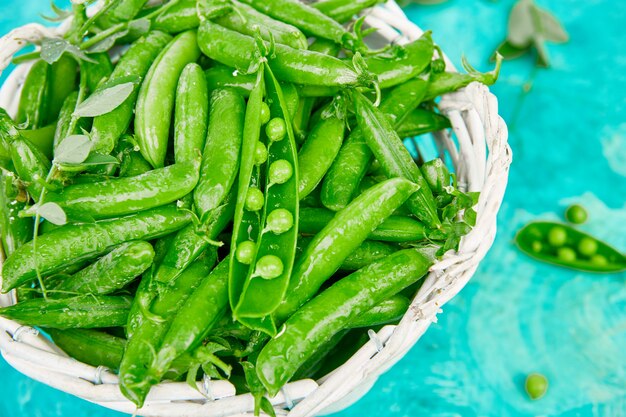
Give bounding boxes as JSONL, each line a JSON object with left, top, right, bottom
{"left": 0, "top": 2, "right": 511, "bottom": 416}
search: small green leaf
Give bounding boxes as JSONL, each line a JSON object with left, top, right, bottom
{"left": 538, "top": 10, "right": 569, "bottom": 43}
{"left": 73, "top": 80, "right": 137, "bottom": 117}
{"left": 494, "top": 40, "right": 530, "bottom": 61}
{"left": 87, "top": 28, "right": 130, "bottom": 53}
{"left": 186, "top": 363, "right": 202, "bottom": 391}
{"left": 507, "top": 0, "right": 535, "bottom": 47}
{"left": 40, "top": 38, "right": 96, "bottom": 64}
{"left": 37, "top": 202, "right": 67, "bottom": 225}
{"left": 41, "top": 1, "right": 73, "bottom": 22}
{"left": 260, "top": 397, "right": 277, "bottom": 417}
{"left": 54, "top": 135, "right": 93, "bottom": 164}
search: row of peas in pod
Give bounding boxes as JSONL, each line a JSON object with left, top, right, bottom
{"left": 0, "top": 0, "right": 498, "bottom": 411}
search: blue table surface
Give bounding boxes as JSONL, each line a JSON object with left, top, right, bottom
{"left": 1, "top": 1, "right": 625, "bottom": 416}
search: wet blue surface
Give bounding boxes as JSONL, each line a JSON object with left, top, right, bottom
{"left": 1, "top": 1, "right": 626, "bottom": 416}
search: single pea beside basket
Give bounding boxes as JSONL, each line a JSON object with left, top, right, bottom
{"left": 0, "top": 1, "right": 511, "bottom": 416}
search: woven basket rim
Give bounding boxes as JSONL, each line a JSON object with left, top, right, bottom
{"left": 0, "top": 2, "right": 512, "bottom": 416}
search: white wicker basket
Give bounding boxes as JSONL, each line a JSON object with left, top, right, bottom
{"left": 0, "top": 1, "right": 511, "bottom": 416}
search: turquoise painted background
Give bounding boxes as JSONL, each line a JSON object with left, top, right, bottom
{"left": 1, "top": 1, "right": 625, "bottom": 416}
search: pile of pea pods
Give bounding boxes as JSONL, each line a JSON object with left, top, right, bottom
{"left": 0, "top": 0, "right": 498, "bottom": 409}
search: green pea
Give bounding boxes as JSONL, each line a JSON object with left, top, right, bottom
{"left": 266, "top": 117, "right": 286, "bottom": 142}
{"left": 254, "top": 142, "right": 268, "bottom": 165}
{"left": 590, "top": 254, "right": 608, "bottom": 266}
{"left": 525, "top": 373, "right": 548, "bottom": 400}
{"left": 254, "top": 255, "right": 284, "bottom": 279}
{"left": 565, "top": 204, "right": 588, "bottom": 224}
{"left": 266, "top": 209, "right": 294, "bottom": 235}
{"left": 531, "top": 241, "right": 543, "bottom": 253}
{"left": 236, "top": 241, "right": 257, "bottom": 265}
{"left": 557, "top": 247, "right": 576, "bottom": 262}
{"left": 547, "top": 226, "right": 567, "bottom": 247}
{"left": 269, "top": 159, "right": 293, "bottom": 185}
{"left": 260, "top": 102, "right": 271, "bottom": 125}
{"left": 245, "top": 187, "right": 265, "bottom": 212}
{"left": 577, "top": 237, "right": 598, "bottom": 257}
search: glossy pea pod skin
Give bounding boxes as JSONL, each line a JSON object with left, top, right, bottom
{"left": 348, "top": 294, "right": 411, "bottom": 328}
{"left": 353, "top": 91, "right": 440, "bottom": 228}
{"left": 228, "top": 69, "right": 265, "bottom": 312}
{"left": 298, "top": 113, "right": 345, "bottom": 199}
{"left": 16, "top": 60, "right": 49, "bottom": 129}
{"left": 274, "top": 177, "right": 420, "bottom": 323}
{"left": 312, "top": 0, "right": 384, "bottom": 23}
{"left": 174, "top": 63, "right": 209, "bottom": 164}
{"left": 96, "top": 0, "right": 149, "bottom": 28}
{"left": 515, "top": 221, "right": 626, "bottom": 273}
{"left": 194, "top": 88, "right": 244, "bottom": 218}
{"left": 20, "top": 123, "right": 56, "bottom": 160}
{"left": 1, "top": 205, "right": 192, "bottom": 292}
{"left": 55, "top": 241, "right": 155, "bottom": 296}
{"left": 53, "top": 92, "right": 88, "bottom": 157}
{"left": 46, "top": 160, "right": 200, "bottom": 219}
{"left": 91, "top": 31, "right": 173, "bottom": 155}
{"left": 198, "top": 21, "right": 361, "bottom": 88}
{"left": 45, "top": 54, "right": 78, "bottom": 124}
{"left": 153, "top": 192, "right": 235, "bottom": 284}
{"left": 233, "top": 64, "right": 300, "bottom": 322}
{"left": 135, "top": 30, "right": 201, "bottom": 168}
{"left": 257, "top": 248, "right": 432, "bottom": 395}
{"left": 149, "top": 258, "right": 230, "bottom": 383}
{"left": 239, "top": 0, "right": 355, "bottom": 48}
{"left": 10, "top": 135, "right": 51, "bottom": 201}
{"left": 0, "top": 295, "right": 132, "bottom": 329}
{"left": 0, "top": 173, "right": 32, "bottom": 257}
{"left": 48, "top": 328, "right": 205, "bottom": 379}
{"left": 119, "top": 254, "right": 216, "bottom": 407}
{"left": 321, "top": 77, "right": 430, "bottom": 212}
{"left": 296, "top": 236, "right": 397, "bottom": 271}
{"left": 299, "top": 207, "right": 426, "bottom": 243}
{"left": 82, "top": 52, "right": 114, "bottom": 93}
{"left": 396, "top": 108, "right": 451, "bottom": 139}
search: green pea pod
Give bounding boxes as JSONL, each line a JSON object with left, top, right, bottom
{"left": 293, "top": 329, "right": 348, "bottom": 381}
{"left": 515, "top": 221, "right": 626, "bottom": 273}
{"left": 361, "top": 32, "right": 434, "bottom": 89}
{"left": 149, "top": 257, "right": 229, "bottom": 383}
{"left": 48, "top": 328, "right": 210, "bottom": 379}
{"left": 53, "top": 92, "right": 87, "bottom": 157}
{"left": 83, "top": 52, "right": 114, "bottom": 93}
{"left": 296, "top": 236, "right": 397, "bottom": 270}
{"left": 16, "top": 60, "right": 49, "bottom": 129}
{"left": 420, "top": 158, "right": 450, "bottom": 194}
{"left": 194, "top": 88, "right": 244, "bottom": 217}
{"left": 299, "top": 207, "right": 425, "bottom": 243}
{"left": 154, "top": 192, "right": 235, "bottom": 284}
{"left": 96, "top": 0, "right": 149, "bottom": 28}
{"left": 353, "top": 91, "right": 440, "bottom": 228}
{"left": 10, "top": 136, "right": 51, "bottom": 201}
{"left": 424, "top": 56, "right": 501, "bottom": 101}
{"left": 205, "top": 65, "right": 256, "bottom": 96}
{"left": 48, "top": 328, "right": 126, "bottom": 371}
{"left": 116, "top": 139, "right": 153, "bottom": 177}
{"left": 397, "top": 108, "right": 451, "bottom": 138}
{"left": 233, "top": 63, "right": 300, "bottom": 320}
{"left": 312, "top": 0, "right": 384, "bottom": 23}
{"left": 298, "top": 114, "right": 345, "bottom": 199}
{"left": 20, "top": 124, "right": 55, "bottom": 160}
{"left": 229, "top": 68, "right": 265, "bottom": 311}
{"left": 55, "top": 241, "right": 155, "bottom": 295}
{"left": 321, "top": 77, "right": 429, "bottom": 211}
{"left": 91, "top": 31, "right": 173, "bottom": 155}
{"left": 0, "top": 295, "right": 132, "bottom": 329}
{"left": 258, "top": 248, "right": 432, "bottom": 395}
{"left": 45, "top": 55, "right": 78, "bottom": 124}
{"left": 47, "top": 160, "right": 200, "bottom": 219}
{"left": 135, "top": 31, "right": 201, "bottom": 168}
{"left": 0, "top": 173, "right": 32, "bottom": 257}
{"left": 119, "top": 255, "right": 216, "bottom": 407}
{"left": 274, "top": 177, "right": 419, "bottom": 323}
{"left": 174, "top": 63, "right": 209, "bottom": 164}
{"left": 348, "top": 294, "right": 410, "bottom": 328}
{"left": 198, "top": 21, "right": 362, "bottom": 88}
{"left": 239, "top": 0, "right": 355, "bottom": 48}
{"left": 154, "top": 0, "right": 308, "bottom": 49}
{"left": 1, "top": 205, "right": 192, "bottom": 292}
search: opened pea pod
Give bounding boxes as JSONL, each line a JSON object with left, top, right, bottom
{"left": 515, "top": 221, "right": 626, "bottom": 273}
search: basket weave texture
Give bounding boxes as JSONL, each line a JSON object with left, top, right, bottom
{"left": 0, "top": 1, "right": 511, "bottom": 416}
